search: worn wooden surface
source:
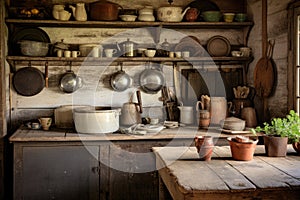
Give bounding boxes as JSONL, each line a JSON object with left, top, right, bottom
{"left": 153, "top": 146, "right": 300, "bottom": 200}
{"left": 9, "top": 126, "right": 263, "bottom": 142}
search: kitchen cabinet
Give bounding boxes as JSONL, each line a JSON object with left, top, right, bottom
{"left": 14, "top": 144, "right": 100, "bottom": 200}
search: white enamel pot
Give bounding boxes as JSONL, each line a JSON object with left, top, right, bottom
{"left": 157, "top": 6, "right": 190, "bottom": 22}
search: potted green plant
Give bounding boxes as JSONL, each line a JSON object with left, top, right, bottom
{"left": 285, "top": 110, "right": 300, "bottom": 155}
{"left": 252, "top": 110, "right": 300, "bottom": 156}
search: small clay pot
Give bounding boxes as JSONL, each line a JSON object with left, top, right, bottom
{"left": 194, "top": 136, "right": 214, "bottom": 161}
{"left": 292, "top": 142, "right": 300, "bottom": 155}
{"left": 227, "top": 137, "right": 258, "bottom": 161}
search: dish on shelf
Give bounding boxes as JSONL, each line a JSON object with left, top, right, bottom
{"left": 174, "top": 36, "right": 204, "bottom": 57}
{"left": 184, "top": 0, "right": 220, "bottom": 21}
{"left": 207, "top": 35, "right": 231, "bottom": 57}
{"left": 218, "top": 128, "right": 252, "bottom": 134}
{"left": 10, "top": 27, "right": 51, "bottom": 56}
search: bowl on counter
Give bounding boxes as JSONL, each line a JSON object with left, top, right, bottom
{"left": 144, "top": 49, "right": 156, "bottom": 57}
{"left": 221, "top": 117, "right": 246, "bottom": 131}
{"left": 73, "top": 106, "right": 121, "bottom": 134}
{"left": 119, "top": 15, "right": 137, "bottom": 22}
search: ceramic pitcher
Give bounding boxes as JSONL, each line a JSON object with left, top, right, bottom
{"left": 210, "top": 97, "right": 228, "bottom": 125}
{"left": 69, "top": 3, "right": 87, "bottom": 21}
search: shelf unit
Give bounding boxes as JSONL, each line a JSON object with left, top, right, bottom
{"left": 6, "top": 19, "right": 254, "bottom": 84}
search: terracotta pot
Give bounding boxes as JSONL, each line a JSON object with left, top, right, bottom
{"left": 227, "top": 137, "right": 258, "bottom": 161}
{"left": 264, "top": 136, "right": 288, "bottom": 157}
{"left": 292, "top": 142, "right": 300, "bottom": 155}
{"left": 194, "top": 136, "right": 214, "bottom": 161}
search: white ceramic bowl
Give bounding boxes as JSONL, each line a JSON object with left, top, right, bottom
{"left": 221, "top": 117, "right": 246, "bottom": 131}
{"left": 144, "top": 49, "right": 156, "bottom": 57}
{"left": 119, "top": 15, "right": 137, "bottom": 22}
{"left": 74, "top": 107, "right": 121, "bottom": 134}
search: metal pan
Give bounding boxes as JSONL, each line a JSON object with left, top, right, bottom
{"left": 13, "top": 64, "right": 45, "bottom": 96}
{"left": 59, "top": 70, "right": 83, "bottom": 93}
{"left": 139, "top": 64, "right": 165, "bottom": 94}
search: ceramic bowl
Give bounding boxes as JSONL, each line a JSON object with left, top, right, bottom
{"left": 202, "top": 11, "right": 221, "bottom": 22}
{"left": 222, "top": 117, "right": 246, "bottom": 131}
{"left": 119, "top": 15, "right": 137, "bottom": 22}
{"left": 223, "top": 13, "right": 235, "bottom": 22}
{"left": 144, "top": 49, "right": 156, "bottom": 57}
{"left": 235, "top": 13, "right": 247, "bottom": 22}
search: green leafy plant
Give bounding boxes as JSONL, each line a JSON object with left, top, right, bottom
{"left": 251, "top": 110, "right": 300, "bottom": 143}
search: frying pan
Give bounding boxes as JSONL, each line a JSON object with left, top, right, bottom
{"left": 139, "top": 65, "right": 165, "bottom": 94}
{"left": 13, "top": 63, "right": 45, "bottom": 96}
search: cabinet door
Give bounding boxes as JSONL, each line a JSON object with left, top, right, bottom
{"left": 21, "top": 145, "right": 99, "bottom": 200}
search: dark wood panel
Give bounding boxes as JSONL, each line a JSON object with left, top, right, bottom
{"left": 22, "top": 145, "right": 99, "bottom": 200}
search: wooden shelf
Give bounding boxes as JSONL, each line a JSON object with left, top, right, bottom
{"left": 6, "top": 56, "right": 253, "bottom": 66}
{"left": 5, "top": 19, "right": 254, "bottom": 29}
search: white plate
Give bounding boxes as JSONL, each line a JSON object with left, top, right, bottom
{"left": 218, "top": 128, "right": 252, "bottom": 134}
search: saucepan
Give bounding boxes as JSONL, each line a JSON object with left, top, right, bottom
{"left": 110, "top": 63, "right": 132, "bottom": 92}
{"left": 139, "top": 63, "right": 165, "bottom": 94}
{"left": 59, "top": 69, "right": 83, "bottom": 93}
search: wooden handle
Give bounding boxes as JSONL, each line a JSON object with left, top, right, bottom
{"left": 136, "top": 90, "right": 143, "bottom": 113}
{"left": 45, "top": 62, "right": 49, "bottom": 88}
{"left": 262, "top": 0, "right": 268, "bottom": 57}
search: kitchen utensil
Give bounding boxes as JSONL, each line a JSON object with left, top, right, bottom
{"left": 144, "top": 49, "right": 156, "bottom": 57}
{"left": 210, "top": 97, "right": 229, "bottom": 125}
{"left": 185, "top": 8, "right": 199, "bottom": 22}
{"left": 138, "top": 6, "right": 155, "bottom": 21}
{"left": 240, "top": 107, "right": 257, "bottom": 128}
{"left": 202, "top": 11, "right": 221, "bottom": 22}
{"left": 223, "top": 13, "right": 235, "bottom": 22}
{"left": 207, "top": 35, "right": 231, "bottom": 57}
{"left": 59, "top": 68, "right": 83, "bottom": 93}
{"left": 89, "top": 0, "right": 122, "bottom": 21}
{"left": 122, "top": 38, "right": 135, "bottom": 57}
{"left": 10, "top": 27, "right": 51, "bottom": 56}
{"left": 74, "top": 106, "right": 121, "bottom": 134}
{"left": 13, "top": 63, "right": 45, "bottom": 96}
{"left": 235, "top": 13, "right": 247, "bottom": 22}
{"left": 110, "top": 63, "right": 132, "bottom": 92}
{"left": 185, "top": 0, "right": 219, "bottom": 21}
{"left": 120, "top": 91, "right": 142, "bottom": 126}
{"left": 178, "top": 103, "right": 194, "bottom": 124}
{"left": 254, "top": 0, "right": 276, "bottom": 122}
{"left": 221, "top": 117, "right": 246, "bottom": 131}
{"left": 157, "top": 6, "right": 190, "bottom": 22}
{"left": 39, "top": 117, "right": 52, "bottom": 130}
{"left": 69, "top": 3, "right": 87, "bottom": 21}
{"left": 79, "top": 43, "right": 102, "bottom": 57}
{"left": 139, "top": 64, "right": 165, "bottom": 94}
{"left": 18, "top": 40, "right": 49, "bottom": 56}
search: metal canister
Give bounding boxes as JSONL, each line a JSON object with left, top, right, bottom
{"left": 123, "top": 38, "right": 134, "bottom": 57}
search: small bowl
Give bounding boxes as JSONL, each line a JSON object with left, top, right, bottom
{"left": 119, "top": 15, "right": 137, "bottom": 22}
{"left": 221, "top": 117, "right": 246, "bottom": 131}
{"left": 144, "top": 49, "right": 156, "bottom": 57}
{"left": 202, "top": 11, "right": 221, "bottom": 22}
{"left": 231, "top": 50, "right": 243, "bottom": 57}
{"left": 235, "top": 13, "right": 247, "bottom": 22}
{"left": 223, "top": 13, "right": 235, "bottom": 22}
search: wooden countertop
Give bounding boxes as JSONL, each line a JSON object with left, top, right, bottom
{"left": 153, "top": 146, "right": 300, "bottom": 200}
{"left": 9, "top": 126, "right": 262, "bottom": 142}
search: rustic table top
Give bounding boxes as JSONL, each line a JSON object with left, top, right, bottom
{"left": 152, "top": 145, "right": 300, "bottom": 200}
{"left": 9, "top": 126, "right": 263, "bottom": 142}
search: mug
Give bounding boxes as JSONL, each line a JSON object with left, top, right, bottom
{"left": 64, "top": 50, "right": 71, "bottom": 57}
{"left": 39, "top": 117, "right": 52, "bottom": 130}
{"left": 169, "top": 51, "right": 174, "bottom": 58}
{"left": 105, "top": 49, "right": 117, "bottom": 57}
{"left": 72, "top": 51, "right": 80, "bottom": 58}
{"left": 91, "top": 47, "right": 99, "bottom": 57}
{"left": 182, "top": 51, "right": 190, "bottom": 57}
{"left": 175, "top": 51, "right": 182, "bottom": 58}
{"left": 240, "top": 47, "right": 251, "bottom": 57}
{"left": 57, "top": 49, "right": 63, "bottom": 57}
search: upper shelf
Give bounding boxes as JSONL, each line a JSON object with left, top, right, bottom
{"left": 5, "top": 19, "right": 254, "bottom": 29}
{"left": 6, "top": 56, "right": 253, "bottom": 67}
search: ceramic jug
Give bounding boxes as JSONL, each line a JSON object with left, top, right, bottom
{"left": 210, "top": 97, "right": 229, "bottom": 125}
{"left": 178, "top": 102, "right": 194, "bottom": 125}
{"left": 185, "top": 8, "right": 199, "bottom": 22}
{"left": 120, "top": 91, "right": 142, "bottom": 126}
{"left": 69, "top": 3, "right": 87, "bottom": 21}
{"left": 52, "top": 4, "right": 65, "bottom": 20}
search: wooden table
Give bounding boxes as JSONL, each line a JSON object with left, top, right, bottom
{"left": 153, "top": 145, "right": 300, "bottom": 200}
